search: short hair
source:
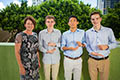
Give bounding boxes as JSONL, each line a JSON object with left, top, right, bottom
{"left": 45, "top": 15, "right": 55, "bottom": 22}
{"left": 24, "top": 16, "right": 36, "bottom": 27}
{"left": 69, "top": 15, "right": 79, "bottom": 21}
{"left": 90, "top": 11, "right": 101, "bottom": 18}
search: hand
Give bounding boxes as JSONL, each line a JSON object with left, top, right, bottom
{"left": 48, "top": 42, "right": 56, "bottom": 47}
{"left": 91, "top": 52, "right": 104, "bottom": 57}
{"left": 19, "top": 65, "right": 25, "bottom": 75}
{"left": 98, "top": 45, "right": 109, "bottom": 50}
{"left": 69, "top": 46, "right": 79, "bottom": 51}
{"left": 76, "top": 41, "right": 83, "bottom": 47}
{"left": 47, "top": 48, "right": 56, "bottom": 54}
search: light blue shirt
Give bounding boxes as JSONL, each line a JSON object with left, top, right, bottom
{"left": 61, "top": 29, "right": 85, "bottom": 58}
{"left": 85, "top": 26, "right": 117, "bottom": 58}
{"left": 39, "top": 29, "right": 61, "bottom": 64}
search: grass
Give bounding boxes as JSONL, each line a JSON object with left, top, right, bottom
{"left": 0, "top": 46, "right": 120, "bottom": 80}
{"left": 109, "top": 48, "right": 120, "bottom": 80}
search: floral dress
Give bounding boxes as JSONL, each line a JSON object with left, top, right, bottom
{"left": 15, "top": 32, "right": 40, "bottom": 80}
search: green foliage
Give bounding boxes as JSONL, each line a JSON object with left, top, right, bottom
{"left": 102, "top": 2, "right": 120, "bottom": 39}
{"left": 0, "top": 0, "right": 96, "bottom": 34}
{"left": 0, "top": 0, "right": 119, "bottom": 39}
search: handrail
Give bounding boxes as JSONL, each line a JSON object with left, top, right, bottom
{"left": 0, "top": 42, "right": 15, "bottom": 46}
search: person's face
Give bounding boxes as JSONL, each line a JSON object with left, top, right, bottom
{"left": 24, "top": 19, "right": 34, "bottom": 31}
{"left": 45, "top": 19, "right": 55, "bottom": 28}
{"left": 91, "top": 14, "right": 102, "bottom": 27}
{"left": 68, "top": 17, "right": 79, "bottom": 28}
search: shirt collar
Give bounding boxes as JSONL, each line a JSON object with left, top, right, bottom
{"left": 68, "top": 28, "right": 80, "bottom": 33}
{"left": 91, "top": 25, "right": 104, "bottom": 32}
{"left": 45, "top": 28, "right": 55, "bottom": 33}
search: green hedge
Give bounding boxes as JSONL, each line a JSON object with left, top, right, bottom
{"left": 0, "top": 0, "right": 97, "bottom": 34}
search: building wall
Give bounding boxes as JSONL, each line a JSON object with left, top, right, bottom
{"left": 97, "top": 0, "right": 120, "bottom": 14}
{"left": 97, "top": 0, "right": 104, "bottom": 14}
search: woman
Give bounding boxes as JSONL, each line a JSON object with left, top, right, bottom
{"left": 15, "top": 16, "right": 40, "bottom": 80}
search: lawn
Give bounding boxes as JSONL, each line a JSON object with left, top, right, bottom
{"left": 0, "top": 44, "right": 120, "bottom": 80}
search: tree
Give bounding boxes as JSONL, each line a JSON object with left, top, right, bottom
{"left": 0, "top": 1, "right": 32, "bottom": 41}
{"left": 33, "top": 0, "right": 98, "bottom": 33}
{"left": 0, "top": 0, "right": 99, "bottom": 41}
{"left": 102, "top": 2, "right": 120, "bottom": 39}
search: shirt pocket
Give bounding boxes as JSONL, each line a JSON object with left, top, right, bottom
{"left": 88, "top": 34, "right": 96, "bottom": 44}
{"left": 51, "top": 35, "right": 59, "bottom": 43}
{"left": 75, "top": 35, "right": 82, "bottom": 42}
{"left": 97, "top": 32, "right": 109, "bottom": 45}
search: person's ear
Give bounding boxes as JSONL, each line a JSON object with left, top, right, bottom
{"left": 100, "top": 17, "right": 102, "bottom": 21}
{"left": 54, "top": 21, "right": 56, "bottom": 24}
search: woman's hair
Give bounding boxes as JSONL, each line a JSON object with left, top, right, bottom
{"left": 24, "top": 16, "right": 36, "bottom": 27}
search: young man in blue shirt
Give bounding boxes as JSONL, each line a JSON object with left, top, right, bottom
{"left": 39, "top": 15, "right": 61, "bottom": 80}
{"left": 61, "top": 15, "right": 85, "bottom": 80}
{"left": 86, "top": 12, "right": 117, "bottom": 80}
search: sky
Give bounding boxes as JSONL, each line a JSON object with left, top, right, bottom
{"left": 0, "top": 0, "right": 97, "bottom": 10}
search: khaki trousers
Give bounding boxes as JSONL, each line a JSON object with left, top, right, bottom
{"left": 88, "top": 57, "right": 110, "bottom": 80}
{"left": 44, "top": 63, "right": 59, "bottom": 80}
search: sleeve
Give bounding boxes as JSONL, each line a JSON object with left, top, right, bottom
{"left": 108, "top": 29, "right": 117, "bottom": 49}
{"left": 56, "top": 30, "right": 61, "bottom": 47}
{"left": 15, "top": 33, "right": 22, "bottom": 43}
{"left": 61, "top": 33, "right": 66, "bottom": 51}
{"left": 82, "top": 30, "right": 86, "bottom": 44}
{"left": 85, "top": 32, "right": 94, "bottom": 54}
{"left": 38, "top": 32, "right": 47, "bottom": 53}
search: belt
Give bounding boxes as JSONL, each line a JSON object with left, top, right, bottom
{"left": 89, "top": 55, "right": 109, "bottom": 60}
{"left": 65, "top": 55, "right": 82, "bottom": 60}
